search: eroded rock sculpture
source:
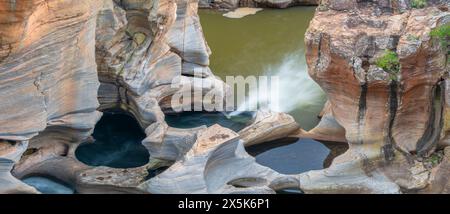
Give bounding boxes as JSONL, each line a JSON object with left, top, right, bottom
{"left": 0, "top": 0, "right": 297, "bottom": 194}
{"left": 1, "top": 0, "right": 449, "bottom": 194}
{"left": 302, "top": 0, "right": 450, "bottom": 193}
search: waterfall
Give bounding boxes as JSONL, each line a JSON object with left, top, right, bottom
{"left": 226, "top": 51, "right": 325, "bottom": 118}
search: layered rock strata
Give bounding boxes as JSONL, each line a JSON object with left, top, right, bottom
{"left": 0, "top": 0, "right": 103, "bottom": 194}
{"left": 0, "top": 0, "right": 298, "bottom": 194}
{"left": 302, "top": 1, "right": 450, "bottom": 193}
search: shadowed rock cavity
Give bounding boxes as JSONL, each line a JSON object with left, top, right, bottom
{"left": 75, "top": 111, "right": 149, "bottom": 169}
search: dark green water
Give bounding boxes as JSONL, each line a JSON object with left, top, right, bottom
{"left": 247, "top": 138, "right": 330, "bottom": 174}
{"left": 75, "top": 112, "right": 149, "bottom": 168}
{"left": 165, "top": 111, "right": 255, "bottom": 132}
{"left": 199, "top": 7, "right": 326, "bottom": 130}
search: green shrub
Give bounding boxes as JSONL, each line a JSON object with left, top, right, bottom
{"left": 430, "top": 24, "right": 450, "bottom": 48}
{"left": 376, "top": 50, "right": 400, "bottom": 77}
{"left": 411, "top": 0, "right": 427, "bottom": 9}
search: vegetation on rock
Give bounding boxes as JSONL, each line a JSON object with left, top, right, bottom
{"left": 411, "top": 0, "right": 427, "bottom": 9}
{"left": 375, "top": 50, "right": 400, "bottom": 81}
{"left": 430, "top": 24, "right": 450, "bottom": 49}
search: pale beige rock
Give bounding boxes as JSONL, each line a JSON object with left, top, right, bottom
{"left": 139, "top": 125, "right": 291, "bottom": 194}
{"left": 223, "top": 7, "right": 263, "bottom": 19}
{"left": 0, "top": 0, "right": 103, "bottom": 141}
{"left": 76, "top": 166, "right": 149, "bottom": 194}
{"left": 0, "top": 159, "right": 39, "bottom": 194}
{"left": 292, "top": 102, "right": 347, "bottom": 143}
{"left": 0, "top": 0, "right": 103, "bottom": 194}
{"left": 239, "top": 110, "right": 299, "bottom": 146}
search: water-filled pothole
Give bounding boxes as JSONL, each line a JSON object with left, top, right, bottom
{"left": 246, "top": 138, "right": 331, "bottom": 175}
{"left": 22, "top": 176, "right": 74, "bottom": 194}
{"left": 165, "top": 111, "right": 255, "bottom": 132}
{"left": 276, "top": 188, "right": 304, "bottom": 194}
{"left": 75, "top": 112, "right": 149, "bottom": 168}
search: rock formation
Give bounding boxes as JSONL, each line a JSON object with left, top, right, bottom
{"left": 301, "top": 0, "right": 450, "bottom": 193}
{"left": 0, "top": 0, "right": 297, "bottom": 194}
{"left": 0, "top": 0, "right": 103, "bottom": 194}
{"left": 1, "top": 0, "right": 449, "bottom": 194}
{"left": 140, "top": 124, "right": 292, "bottom": 194}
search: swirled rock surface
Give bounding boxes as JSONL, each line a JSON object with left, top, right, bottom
{"left": 0, "top": 0, "right": 103, "bottom": 194}
{"left": 2, "top": 0, "right": 449, "bottom": 194}
{"left": 0, "top": 0, "right": 298, "bottom": 194}
{"left": 303, "top": 1, "right": 450, "bottom": 193}
{"left": 0, "top": 0, "right": 102, "bottom": 142}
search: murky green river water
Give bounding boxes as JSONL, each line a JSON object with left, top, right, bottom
{"left": 199, "top": 7, "right": 326, "bottom": 130}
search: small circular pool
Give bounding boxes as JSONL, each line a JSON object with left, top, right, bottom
{"left": 246, "top": 138, "right": 331, "bottom": 175}
{"left": 75, "top": 112, "right": 149, "bottom": 169}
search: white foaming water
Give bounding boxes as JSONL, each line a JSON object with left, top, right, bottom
{"left": 228, "top": 51, "right": 325, "bottom": 116}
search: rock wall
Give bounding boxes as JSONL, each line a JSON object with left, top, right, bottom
{"left": 0, "top": 0, "right": 103, "bottom": 193}
{"left": 303, "top": 0, "right": 450, "bottom": 193}
{"left": 0, "top": 0, "right": 298, "bottom": 194}
{"left": 2, "top": 0, "right": 448, "bottom": 194}
{"left": 0, "top": 0, "right": 102, "bottom": 142}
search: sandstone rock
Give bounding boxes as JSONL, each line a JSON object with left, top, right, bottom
{"left": 143, "top": 123, "right": 206, "bottom": 161}
{"left": 304, "top": 3, "right": 449, "bottom": 192}
{"left": 223, "top": 7, "right": 263, "bottom": 18}
{"left": 0, "top": 0, "right": 102, "bottom": 141}
{"left": 12, "top": 138, "right": 90, "bottom": 190}
{"left": 292, "top": 101, "right": 347, "bottom": 143}
{"left": 440, "top": 79, "right": 450, "bottom": 148}
{"left": 0, "top": 140, "right": 28, "bottom": 163}
{"left": 320, "top": 0, "right": 410, "bottom": 12}
{"left": 238, "top": 110, "right": 299, "bottom": 146}
{"left": 0, "top": 1, "right": 103, "bottom": 194}
{"left": 0, "top": 159, "right": 39, "bottom": 194}
{"left": 75, "top": 166, "right": 149, "bottom": 194}
{"left": 139, "top": 124, "right": 292, "bottom": 193}
{"left": 0, "top": 140, "right": 38, "bottom": 194}
{"left": 421, "top": 147, "right": 450, "bottom": 193}
{"left": 2, "top": 0, "right": 447, "bottom": 195}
